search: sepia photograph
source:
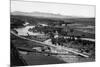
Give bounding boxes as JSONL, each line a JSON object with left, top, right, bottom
{"left": 10, "top": 0, "right": 95, "bottom": 66}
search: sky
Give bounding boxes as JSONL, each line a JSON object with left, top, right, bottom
{"left": 11, "top": 0, "right": 95, "bottom": 18}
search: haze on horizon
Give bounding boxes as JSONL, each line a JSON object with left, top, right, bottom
{"left": 11, "top": 0, "right": 95, "bottom": 18}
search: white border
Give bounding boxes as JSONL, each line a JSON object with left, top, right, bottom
{"left": 0, "top": 0, "right": 98, "bottom": 67}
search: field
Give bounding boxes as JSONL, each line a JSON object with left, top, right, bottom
{"left": 11, "top": 14, "right": 95, "bottom": 65}
{"left": 11, "top": 15, "right": 95, "bottom": 39}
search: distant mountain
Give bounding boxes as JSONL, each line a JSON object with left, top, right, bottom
{"left": 11, "top": 11, "right": 95, "bottom": 26}
{"left": 11, "top": 11, "right": 89, "bottom": 19}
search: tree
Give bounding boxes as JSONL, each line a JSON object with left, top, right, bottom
{"left": 11, "top": 18, "right": 25, "bottom": 29}
{"left": 70, "top": 29, "right": 74, "bottom": 34}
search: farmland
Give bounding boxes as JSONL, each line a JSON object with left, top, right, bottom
{"left": 11, "top": 14, "right": 95, "bottom": 65}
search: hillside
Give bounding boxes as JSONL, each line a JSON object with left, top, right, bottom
{"left": 11, "top": 11, "right": 95, "bottom": 26}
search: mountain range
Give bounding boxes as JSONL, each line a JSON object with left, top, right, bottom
{"left": 11, "top": 11, "right": 94, "bottom": 19}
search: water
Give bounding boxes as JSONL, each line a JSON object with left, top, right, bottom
{"left": 15, "top": 26, "right": 35, "bottom": 36}
{"left": 13, "top": 25, "right": 94, "bottom": 65}
{"left": 15, "top": 25, "right": 44, "bottom": 36}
